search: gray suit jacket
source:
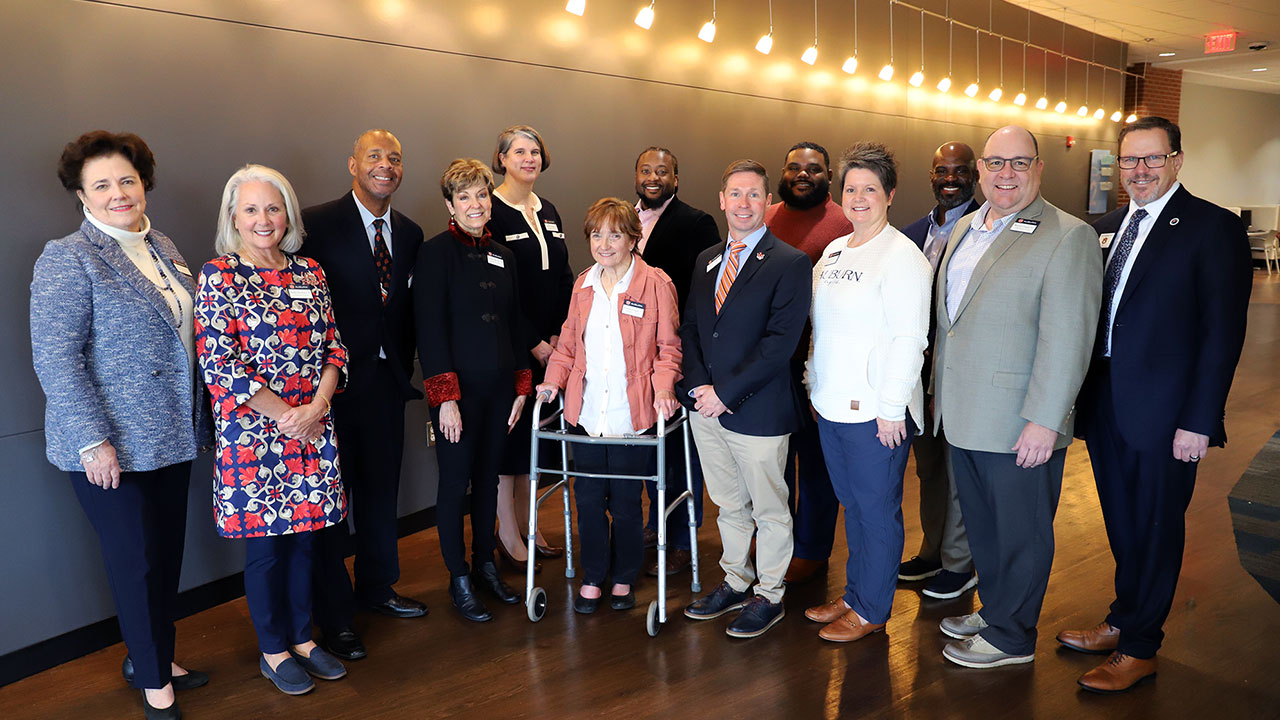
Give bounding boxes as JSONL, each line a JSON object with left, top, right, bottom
{"left": 931, "top": 195, "right": 1103, "bottom": 454}
{"left": 31, "top": 220, "right": 213, "bottom": 472}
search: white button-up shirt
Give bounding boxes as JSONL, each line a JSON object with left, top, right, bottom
{"left": 1102, "top": 181, "right": 1181, "bottom": 356}
{"left": 945, "top": 202, "right": 1019, "bottom": 322}
{"left": 579, "top": 259, "right": 637, "bottom": 436}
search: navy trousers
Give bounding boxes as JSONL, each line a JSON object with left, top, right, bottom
{"left": 312, "top": 359, "right": 407, "bottom": 630}
{"left": 644, "top": 429, "right": 703, "bottom": 550}
{"left": 818, "top": 416, "right": 913, "bottom": 624}
{"left": 1086, "top": 370, "right": 1198, "bottom": 659}
{"left": 950, "top": 445, "right": 1065, "bottom": 656}
{"left": 246, "top": 532, "right": 315, "bottom": 654}
{"left": 70, "top": 462, "right": 191, "bottom": 690}
{"left": 573, "top": 428, "right": 649, "bottom": 586}
{"left": 785, "top": 407, "right": 838, "bottom": 562}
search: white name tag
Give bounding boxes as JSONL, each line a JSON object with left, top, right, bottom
{"left": 544, "top": 221, "right": 559, "bottom": 232}
{"left": 1099, "top": 232, "right": 1115, "bottom": 249}
{"left": 287, "top": 287, "right": 314, "bottom": 300}
{"left": 1011, "top": 219, "right": 1040, "bottom": 234}
{"left": 706, "top": 254, "right": 723, "bottom": 273}
{"left": 552, "top": 231, "right": 566, "bottom": 239}
{"left": 506, "top": 232, "right": 529, "bottom": 241}
{"left": 172, "top": 261, "right": 192, "bottom": 277}
{"left": 621, "top": 299, "right": 645, "bottom": 318}
{"left": 487, "top": 252, "right": 505, "bottom": 267}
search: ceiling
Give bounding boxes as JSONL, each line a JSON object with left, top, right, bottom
{"left": 1025, "top": 0, "right": 1280, "bottom": 93}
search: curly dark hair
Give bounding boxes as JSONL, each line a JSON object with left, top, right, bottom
{"left": 57, "top": 131, "right": 156, "bottom": 193}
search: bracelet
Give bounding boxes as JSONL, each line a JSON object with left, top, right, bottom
{"left": 317, "top": 395, "right": 331, "bottom": 412}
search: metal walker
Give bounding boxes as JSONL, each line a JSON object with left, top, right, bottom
{"left": 524, "top": 393, "right": 701, "bottom": 636}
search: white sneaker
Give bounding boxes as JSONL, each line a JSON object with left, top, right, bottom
{"left": 939, "top": 612, "right": 987, "bottom": 640}
{"left": 943, "top": 635, "right": 1035, "bottom": 668}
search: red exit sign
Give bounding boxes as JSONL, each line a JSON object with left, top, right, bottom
{"left": 1204, "top": 31, "right": 1237, "bottom": 54}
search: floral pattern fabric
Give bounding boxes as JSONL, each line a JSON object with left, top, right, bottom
{"left": 195, "top": 252, "right": 348, "bottom": 538}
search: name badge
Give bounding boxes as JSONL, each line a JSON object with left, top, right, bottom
{"left": 1011, "top": 218, "right": 1040, "bottom": 234}
{"left": 621, "top": 299, "right": 645, "bottom": 318}
{"left": 172, "top": 261, "right": 192, "bottom": 277}
{"left": 706, "top": 254, "right": 723, "bottom": 273}
{"left": 552, "top": 231, "right": 566, "bottom": 239}
{"left": 1098, "top": 232, "right": 1115, "bottom": 249}
{"left": 544, "top": 221, "right": 559, "bottom": 232}
{"left": 505, "top": 232, "right": 529, "bottom": 241}
{"left": 487, "top": 252, "right": 505, "bottom": 268}
{"left": 287, "top": 286, "right": 314, "bottom": 300}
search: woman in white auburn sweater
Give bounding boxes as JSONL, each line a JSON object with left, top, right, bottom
{"left": 802, "top": 141, "right": 932, "bottom": 643}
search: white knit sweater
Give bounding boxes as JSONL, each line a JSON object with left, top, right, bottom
{"left": 805, "top": 224, "right": 931, "bottom": 427}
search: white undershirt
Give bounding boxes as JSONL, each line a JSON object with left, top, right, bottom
{"left": 578, "top": 259, "right": 637, "bottom": 436}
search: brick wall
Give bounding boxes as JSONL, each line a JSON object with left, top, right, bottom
{"left": 1119, "top": 63, "right": 1183, "bottom": 205}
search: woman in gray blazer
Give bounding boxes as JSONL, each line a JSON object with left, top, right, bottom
{"left": 30, "top": 131, "right": 212, "bottom": 720}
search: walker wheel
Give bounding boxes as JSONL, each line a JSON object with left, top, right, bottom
{"left": 527, "top": 587, "right": 548, "bottom": 622}
{"left": 646, "top": 600, "right": 661, "bottom": 637}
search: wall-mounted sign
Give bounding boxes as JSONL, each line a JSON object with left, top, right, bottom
{"left": 1205, "top": 31, "right": 1238, "bottom": 54}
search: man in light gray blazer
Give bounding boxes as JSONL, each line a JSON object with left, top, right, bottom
{"left": 930, "top": 126, "right": 1103, "bottom": 668}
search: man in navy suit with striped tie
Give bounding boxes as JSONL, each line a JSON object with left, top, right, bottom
{"left": 679, "top": 159, "right": 812, "bottom": 639}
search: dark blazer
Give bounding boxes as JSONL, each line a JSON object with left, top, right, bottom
{"left": 901, "top": 198, "right": 980, "bottom": 386}
{"left": 1076, "top": 185, "right": 1252, "bottom": 452}
{"left": 640, "top": 195, "right": 721, "bottom": 312}
{"left": 299, "top": 193, "right": 424, "bottom": 398}
{"left": 678, "top": 229, "right": 812, "bottom": 437}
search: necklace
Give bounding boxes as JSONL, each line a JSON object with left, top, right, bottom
{"left": 143, "top": 239, "right": 183, "bottom": 325}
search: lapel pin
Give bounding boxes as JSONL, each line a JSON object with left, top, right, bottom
{"left": 1099, "top": 233, "right": 1114, "bottom": 249}
{"left": 1169, "top": 218, "right": 1180, "bottom": 226}
{"left": 756, "top": 252, "right": 765, "bottom": 260}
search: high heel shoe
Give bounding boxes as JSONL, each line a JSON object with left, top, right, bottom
{"left": 494, "top": 531, "right": 541, "bottom": 574}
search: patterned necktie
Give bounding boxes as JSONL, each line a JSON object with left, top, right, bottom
{"left": 372, "top": 218, "right": 391, "bottom": 305}
{"left": 715, "top": 241, "right": 747, "bottom": 314}
{"left": 1099, "top": 207, "right": 1148, "bottom": 354}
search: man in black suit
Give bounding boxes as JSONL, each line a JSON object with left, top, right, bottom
{"left": 680, "top": 160, "right": 811, "bottom": 639}
{"left": 1060, "top": 117, "right": 1252, "bottom": 692}
{"left": 300, "top": 129, "right": 427, "bottom": 661}
{"left": 633, "top": 146, "right": 721, "bottom": 577}
{"left": 897, "top": 141, "right": 979, "bottom": 601}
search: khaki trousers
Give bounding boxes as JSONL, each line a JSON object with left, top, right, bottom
{"left": 689, "top": 413, "right": 792, "bottom": 603}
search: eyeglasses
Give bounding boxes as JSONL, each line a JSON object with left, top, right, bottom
{"left": 979, "top": 156, "right": 1038, "bottom": 172}
{"left": 1116, "top": 151, "right": 1180, "bottom": 170}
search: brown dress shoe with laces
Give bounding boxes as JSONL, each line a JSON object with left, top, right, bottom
{"left": 818, "top": 609, "right": 885, "bottom": 642}
{"left": 804, "top": 598, "right": 848, "bottom": 623}
{"left": 1078, "top": 652, "right": 1157, "bottom": 693}
{"left": 1056, "top": 621, "right": 1120, "bottom": 654}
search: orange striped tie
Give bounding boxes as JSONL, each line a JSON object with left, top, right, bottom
{"left": 715, "top": 241, "right": 747, "bottom": 314}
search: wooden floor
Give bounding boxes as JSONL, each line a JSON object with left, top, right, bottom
{"left": 8, "top": 274, "right": 1280, "bottom": 719}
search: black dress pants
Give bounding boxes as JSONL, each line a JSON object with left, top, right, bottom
{"left": 572, "top": 427, "right": 649, "bottom": 586}
{"left": 313, "top": 359, "right": 407, "bottom": 630}
{"left": 430, "top": 385, "right": 510, "bottom": 577}
{"left": 71, "top": 461, "right": 191, "bottom": 690}
{"left": 1086, "top": 369, "right": 1198, "bottom": 659}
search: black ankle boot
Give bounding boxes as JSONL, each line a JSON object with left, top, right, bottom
{"left": 472, "top": 561, "right": 521, "bottom": 604}
{"left": 449, "top": 575, "right": 493, "bottom": 622}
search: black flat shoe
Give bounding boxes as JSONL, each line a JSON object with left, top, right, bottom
{"left": 495, "top": 531, "right": 542, "bottom": 574}
{"left": 472, "top": 561, "right": 521, "bottom": 605}
{"left": 123, "top": 657, "right": 209, "bottom": 691}
{"left": 574, "top": 593, "right": 600, "bottom": 614}
{"left": 610, "top": 590, "right": 636, "bottom": 611}
{"left": 141, "top": 691, "right": 181, "bottom": 720}
{"left": 449, "top": 575, "right": 493, "bottom": 622}
{"left": 320, "top": 627, "right": 367, "bottom": 661}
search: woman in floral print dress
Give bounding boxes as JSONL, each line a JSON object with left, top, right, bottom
{"left": 195, "top": 164, "right": 349, "bottom": 696}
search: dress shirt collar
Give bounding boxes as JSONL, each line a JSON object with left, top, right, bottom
{"left": 929, "top": 202, "right": 972, "bottom": 232}
{"left": 1124, "top": 181, "right": 1181, "bottom": 224}
{"left": 636, "top": 193, "right": 675, "bottom": 221}
{"left": 725, "top": 224, "right": 768, "bottom": 255}
{"left": 352, "top": 190, "right": 392, "bottom": 233}
{"left": 582, "top": 254, "right": 638, "bottom": 292}
{"left": 969, "top": 201, "right": 1021, "bottom": 235}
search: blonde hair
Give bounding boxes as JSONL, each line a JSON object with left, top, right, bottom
{"left": 441, "top": 158, "right": 494, "bottom": 200}
{"left": 214, "top": 164, "right": 305, "bottom": 256}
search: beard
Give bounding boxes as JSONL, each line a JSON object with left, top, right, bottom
{"left": 936, "top": 184, "right": 975, "bottom": 211}
{"left": 636, "top": 185, "right": 676, "bottom": 210}
{"left": 776, "top": 176, "right": 830, "bottom": 210}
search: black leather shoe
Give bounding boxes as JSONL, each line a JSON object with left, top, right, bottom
{"left": 574, "top": 588, "right": 600, "bottom": 614}
{"left": 123, "top": 657, "right": 209, "bottom": 691}
{"left": 449, "top": 575, "right": 493, "bottom": 622}
{"left": 472, "top": 561, "right": 521, "bottom": 605}
{"left": 610, "top": 590, "right": 636, "bottom": 611}
{"left": 363, "top": 593, "right": 428, "bottom": 618}
{"left": 141, "top": 691, "right": 182, "bottom": 720}
{"left": 320, "top": 627, "right": 367, "bottom": 661}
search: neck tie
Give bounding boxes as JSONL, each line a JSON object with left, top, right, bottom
{"left": 1099, "top": 207, "right": 1148, "bottom": 354}
{"left": 715, "top": 241, "right": 747, "bottom": 314}
{"left": 372, "top": 218, "right": 391, "bottom": 305}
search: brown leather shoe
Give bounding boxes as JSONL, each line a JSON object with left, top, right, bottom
{"left": 494, "top": 532, "right": 541, "bottom": 574}
{"left": 804, "top": 598, "right": 848, "bottom": 623}
{"left": 1078, "top": 652, "right": 1157, "bottom": 693}
{"left": 642, "top": 527, "right": 659, "bottom": 549}
{"left": 645, "top": 548, "right": 692, "bottom": 576}
{"left": 784, "top": 557, "right": 828, "bottom": 584}
{"left": 818, "top": 609, "right": 886, "bottom": 643}
{"left": 1056, "top": 621, "right": 1120, "bottom": 654}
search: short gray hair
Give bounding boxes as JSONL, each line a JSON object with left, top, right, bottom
{"left": 214, "top": 164, "right": 305, "bottom": 256}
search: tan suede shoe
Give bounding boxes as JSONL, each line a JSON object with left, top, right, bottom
{"left": 1078, "top": 652, "right": 1157, "bottom": 693}
{"left": 804, "top": 598, "right": 848, "bottom": 623}
{"left": 818, "top": 610, "right": 885, "bottom": 643}
{"left": 1056, "top": 621, "right": 1120, "bottom": 654}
